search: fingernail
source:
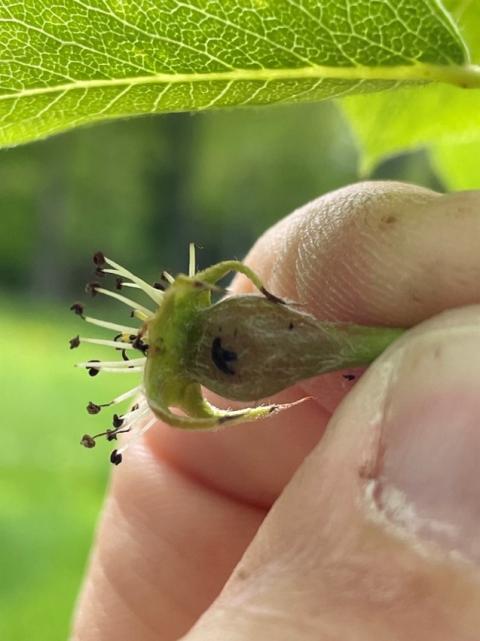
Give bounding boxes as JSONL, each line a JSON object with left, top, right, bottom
{"left": 374, "top": 326, "right": 480, "bottom": 564}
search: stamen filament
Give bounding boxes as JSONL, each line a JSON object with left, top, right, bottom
{"left": 103, "top": 257, "right": 164, "bottom": 303}
{"left": 132, "top": 309, "right": 150, "bottom": 322}
{"left": 117, "top": 415, "right": 157, "bottom": 456}
{"left": 189, "top": 242, "right": 196, "bottom": 277}
{"left": 94, "top": 287, "right": 154, "bottom": 317}
{"left": 161, "top": 271, "right": 175, "bottom": 284}
{"left": 110, "top": 385, "right": 143, "bottom": 405}
{"left": 78, "top": 337, "right": 136, "bottom": 350}
{"left": 76, "top": 358, "right": 146, "bottom": 368}
{"left": 84, "top": 316, "right": 139, "bottom": 334}
{"left": 97, "top": 367, "right": 144, "bottom": 374}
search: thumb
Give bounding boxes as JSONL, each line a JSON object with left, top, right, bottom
{"left": 183, "top": 306, "right": 480, "bottom": 641}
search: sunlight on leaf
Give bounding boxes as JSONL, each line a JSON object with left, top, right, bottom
{"left": 431, "top": 140, "right": 480, "bottom": 189}
{"left": 343, "top": 83, "right": 480, "bottom": 173}
{"left": 0, "top": 0, "right": 473, "bottom": 147}
{"left": 342, "top": 0, "right": 480, "bottom": 184}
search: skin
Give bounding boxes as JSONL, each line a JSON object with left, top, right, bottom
{"left": 71, "top": 181, "right": 480, "bottom": 641}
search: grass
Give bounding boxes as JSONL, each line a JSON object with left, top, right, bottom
{"left": 0, "top": 298, "right": 135, "bottom": 640}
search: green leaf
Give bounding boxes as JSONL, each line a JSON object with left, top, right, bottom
{"left": 430, "top": 140, "right": 480, "bottom": 189}
{"left": 342, "top": 1, "right": 480, "bottom": 179}
{"left": 444, "top": 0, "right": 480, "bottom": 63}
{"left": 0, "top": 0, "right": 473, "bottom": 147}
{"left": 342, "top": 83, "right": 480, "bottom": 173}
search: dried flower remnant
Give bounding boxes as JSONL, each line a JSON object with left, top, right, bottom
{"left": 71, "top": 245, "right": 404, "bottom": 464}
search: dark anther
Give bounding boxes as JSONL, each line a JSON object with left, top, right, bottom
{"left": 110, "top": 449, "right": 123, "bottom": 465}
{"left": 87, "top": 360, "right": 100, "bottom": 377}
{"left": 115, "top": 277, "right": 123, "bottom": 290}
{"left": 85, "top": 281, "right": 101, "bottom": 296}
{"left": 129, "top": 334, "right": 137, "bottom": 341}
{"left": 93, "top": 251, "right": 106, "bottom": 267}
{"left": 131, "top": 403, "right": 139, "bottom": 412}
{"left": 121, "top": 349, "right": 129, "bottom": 361}
{"left": 112, "top": 414, "right": 124, "bottom": 428}
{"left": 342, "top": 373, "right": 356, "bottom": 381}
{"left": 153, "top": 281, "right": 165, "bottom": 291}
{"left": 268, "top": 406, "right": 278, "bottom": 414}
{"left": 132, "top": 336, "right": 148, "bottom": 354}
{"left": 81, "top": 434, "right": 96, "bottom": 448}
{"left": 106, "top": 429, "right": 118, "bottom": 441}
{"left": 70, "top": 302, "right": 85, "bottom": 317}
{"left": 260, "top": 286, "right": 286, "bottom": 305}
{"left": 87, "top": 401, "right": 102, "bottom": 415}
{"left": 211, "top": 337, "right": 237, "bottom": 375}
{"left": 95, "top": 266, "right": 105, "bottom": 277}
{"left": 69, "top": 335, "right": 81, "bottom": 349}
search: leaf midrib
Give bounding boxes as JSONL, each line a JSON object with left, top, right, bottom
{"left": 2, "top": 62, "right": 480, "bottom": 103}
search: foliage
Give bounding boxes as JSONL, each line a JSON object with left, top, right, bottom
{"left": 343, "top": 0, "right": 480, "bottom": 184}
{"left": 0, "top": 0, "right": 476, "bottom": 150}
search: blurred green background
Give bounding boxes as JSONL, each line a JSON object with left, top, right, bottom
{"left": 0, "top": 102, "right": 443, "bottom": 640}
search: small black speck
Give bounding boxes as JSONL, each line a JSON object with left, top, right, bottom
{"left": 211, "top": 336, "right": 237, "bottom": 375}
{"left": 342, "top": 373, "right": 356, "bottom": 381}
{"left": 110, "top": 449, "right": 123, "bottom": 465}
{"left": 69, "top": 335, "right": 80, "bottom": 349}
{"left": 288, "top": 323, "right": 294, "bottom": 330}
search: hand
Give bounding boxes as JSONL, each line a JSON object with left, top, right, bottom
{"left": 72, "top": 181, "right": 480, "bottom": 641}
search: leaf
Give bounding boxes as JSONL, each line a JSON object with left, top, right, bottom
{"left": 444, "top": 0, "right": 480, "bottom": 63}
{"left": 342, "top": 0, "right": 480, "bottom": 177}
{"left": 430, "top": 140, "right": 480, "bottom": 190}
{"left": 0, "top": 0, "right": 473, "bottom": 147}
{"left": 342, "top": 83, "right": 480, "bottom": 173}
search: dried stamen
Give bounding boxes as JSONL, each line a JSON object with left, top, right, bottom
{"left": 69, "top": 335, "right": 80, "bottom": 349}
{"left": 86, "top": 401, "right": 102, "bottom": 415}
{"left": 93, "top": 251, "right": 106, "bottom": 267}
{"left": 81, "top": 434, "right": 96, "bottom": 448}
{"left": 70, "top": 303, "right": 85, "bottom": 318}
{"left": 85, "top": 281, "right": 101, "bottom": 296}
